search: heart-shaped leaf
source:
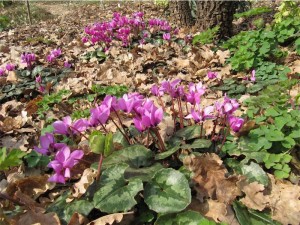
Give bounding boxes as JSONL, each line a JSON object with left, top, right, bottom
{"left": 94, "top": 163, "right": 143, "bottom": 213}
{"left": 144, "top": 168, "right": 191, "bottom": 213}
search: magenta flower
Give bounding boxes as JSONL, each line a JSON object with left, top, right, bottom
{"left": 216, "top": 95, "right": 239, "bottom": 115}
{"left": 48, "top": 146, "right": 84, "bottom": 183}
{"left": 6, "top": 63, "right": 15, "bottom": 71}
{"left": 133, "top": 100, "right": 163, "bottom": 132}
{"left": 53, "top": 116, "right": 72, "bottom": 135}
{"left": 207, "top": 71, "right": 217, "bottom": 79}
{"left": 150, "top": 85, "right": 164, "bottom": 97}
{"left": 89, "top": 105, "right": 110, "bottom": 126}
{"left": 185, "top": 106, "right": 215, "bottom": 122}
{"left": 21, "top": 53, "right": 36, "bottom": 68}
{"left": 47, "top": 48, "right": 62, "bottom": 63}
{"left": 39, "top": 85, "right": 46, "bottom": 93}
{"left": 64, "top": 61, "right": 71, "bottom": 68}
{"left": 35, "top": 75, "right": 42, "bottom": 83}
{"left": 102, "top": 95, "right": 119, "bottom": 111}
{"left": 228, "top": 116, "right": 244, "bottom": 132}
{"left": 186, "top": 82, "right": 206, "bottom": 105}
{"left": 46, "top": 54, "right": 56, "bottom": 63}
{"left": 161, "top": 79, "right": 181, "bottom": 98}
{"left": 163, "top": 33, "right": 171, "bottom": 41}
{"left": 118, "top": 93, "right": 144, "bottom": 113}
{"left": 72, "top": 118, "right": 89, "bottom": 134}
{"left": 251, "top": 70, "right": 256, "bottom": 82}
{"left": 34, "top": 133, "right": 55, "bottom": 155}
{"left": 82, "top": 37, "right": 88, "bottom": 43}
{"left": 0, "top": 68, "right": 5, "bottom": 76}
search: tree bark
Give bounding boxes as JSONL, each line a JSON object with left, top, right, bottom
{"left": 169, "top": 1, "right": 194, "bottom": 27}
{"left": 195, "top": 1, "right": 237, "bottom": 39}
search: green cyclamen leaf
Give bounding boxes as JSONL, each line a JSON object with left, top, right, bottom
{"left": 241, "top": 162, "right": 269, "bottom": 186}
{"left": 93, "top": 163, "right": 143, "bottom": 213}
{"left": 233, "top": 201, "right": 280, "bottom": 225}
{"left": 89, "top": 130, "right": 106, "bottom": 154}
{"left": 144, "top": 168, "right": 191, "bottom": 213}
{"left": 104, "top": 132, "right": 114, "bottom": 157}
{"left": 102, "top": 144, "right": 154, "bottom": 169}
{"left": 155, "top": 210, "right": 219, "bottom": 225}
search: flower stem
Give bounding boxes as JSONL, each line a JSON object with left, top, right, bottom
{"left": 96, "top": 153, "right": 103, "bottom": 182}
{"left": 152, "top": 127, "right": 166, "bottom": 152}
{"left": 69, "top": 126, "right": 89, "bottom": 140}
{"left": 218, "top": 127, "right": 230, "bottom": 152}
{"left": 112, "top": 107, "right": 130, "bottom": 139}
{"left": 177, "top": 97, "right": 184, "bottom": 129}
{"left": 200, "top": 122, "right": 203, "bottom": 138}
{"left": 158, "top": 96, "right": 166, "bottom": 112}
{"left": 110, "top": 117, "right": 131, "bottom": 144}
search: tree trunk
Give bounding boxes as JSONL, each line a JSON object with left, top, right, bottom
{"left": 169, "top": 1, "right": 194, "bottom": 27}
{"left": 195, "top": 1, "right": 237, "bottom": 39}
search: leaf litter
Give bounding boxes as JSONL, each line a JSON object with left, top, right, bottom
{"left": 0, "top": 1, "right": 299, "bottom": 225}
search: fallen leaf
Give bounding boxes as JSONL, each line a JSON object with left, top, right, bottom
{"left": 184, "top": 153, "right": 242, "bottom": 204}
{"left": 87, "top": 212, "right": 133, "bottom": 225}
{"left": 68, "top": 212, "right": 89, "bottom": 225}
{"left": 1, "top": 135, "right": 29, "bottom": 151}
{"left": 188, "top": 199, "right": 239, "bottom": 225}
{"left": 72, "top": 168, "right": 96, "bottom": 198}
{"left": 238, "top": 174, "right": 300, "bottom": 225}
{"left": 17, "top": 210, "right": 60, "bottom": 225}
{"left": 0, "top": 116, "right": 23, "bottom": 132}
{"left": 7, "top": 175, "right": 55, "bottom": 201}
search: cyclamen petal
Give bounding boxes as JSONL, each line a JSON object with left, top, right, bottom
{"left": 72, "top": 119, "right": 89, "bottom": 133}
{"left": 48, "top": 173, "right": 65, "bottom": 184}
{"left": 53, "top": 121, "right": 69, "bottom": 135}
{"left": 56, "top": 146, "right": 71, "bottom": 163}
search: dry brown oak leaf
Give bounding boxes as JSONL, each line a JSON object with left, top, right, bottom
{"left": 184, "top": 153, "right": 242, "bottom": 204}
{"left": 238, "top": 174, "right": 300, "bottom": 225}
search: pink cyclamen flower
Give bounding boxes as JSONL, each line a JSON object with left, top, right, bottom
{"left": 82, "top": 37, "right": 88, "bottom": 43}
{"left": 34, "top": 132, "right": 67, "bottom": 156}
{"left": 53, "top": 116, "right": 72, "bottom": 135}
{"left": 21, "top": 53, "right": 36, "bottom": 67}
{"left": 207, "top": 71, "right": 217, "bottom": 79}
{"left": 35, "top": 75, "right": 42, "bottom": 83}
{"left": 39, "top": 85, "right": 45, "bottom": 93}
{"left": 0, "top": 68, "right": 5, "bottom": 76}
{"left": 186, "top": 82, "right": 206, "bottom": 105}
{"left": 89, "top": 104, "right": 110, "bottom": 127}
{"left": 150, "top": 85, "right": 164, "bottom": 97}
{"left": 161, "top": 79, "right": 181, "bottom": 98}
{"left": 133, "top": 100, "right": 163, "bottom": 132}
{"left": 251, "top": 70, "right": 256, "bottom": 82}
{"left": 118, "top": 93, "right": 144, "bottom": 113}
{"left": 185, "top": 106, "right": 215, "bottom": 122}
{"left": 48, "top": 146, "right": 84, "bottom": 183}
{"left": 163, "top": 33, "right": 171, "bottom": 41}
{"left": 72, "top": 118, "right": 89, "bottom": 134}
{"left": 215, "top": 95, "right": 239, "bottom": 115}
{"left": 34, "top": 133, "right": 55, "bottom": 155}
{"left": 228, "top": 116, "right": 244, "bottom": 132}
{"left": 6, "top": 63, "right": 15, "bottom": 71}
{"left": 64, "top": 61, "right": 71, "bottom": 68}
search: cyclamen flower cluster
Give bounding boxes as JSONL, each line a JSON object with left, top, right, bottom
{"left": 0, "top": 68, "right": 5, "bottom": 76}
{"left": 151, "top": 79, "right": 244, "bottom": 133}
{"left": 36, "top": 79, "right": 245, "bottom": 183}
{"left": 0, "top": 63, "right": 16, "bottom": 77}
{"left": 47, "top": 48, "right": 62, "bottom": 63}
{"left": 35, "top": 95, "right": 164, "bottom": 183}
{"left": 83, "top": 12, "right": 174, "bottom": 48}
{"left": 21, "top": 53, "right": 36, "bottom": 68}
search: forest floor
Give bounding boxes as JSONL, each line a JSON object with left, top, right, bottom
{"left": 0, "top": 1, "right": 300, "bottom": 225}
